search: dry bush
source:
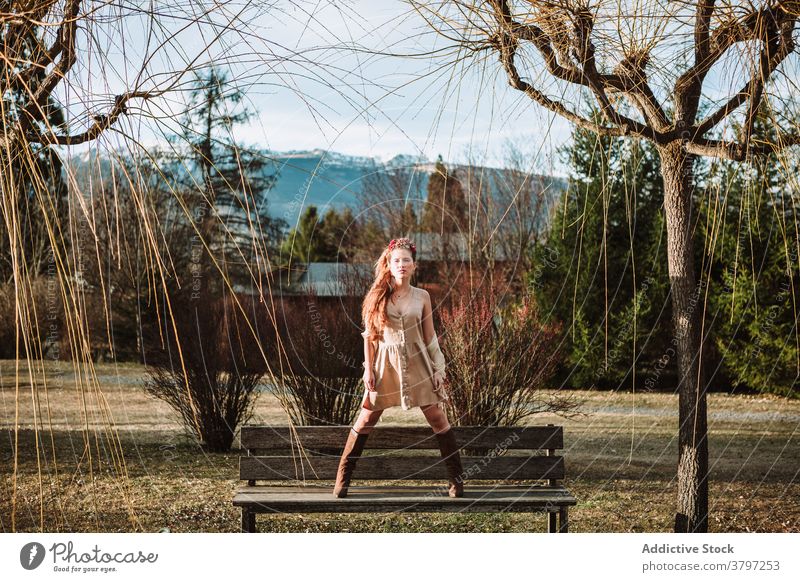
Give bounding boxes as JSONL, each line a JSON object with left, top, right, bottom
{"left": 270, "top": 285, "right": 366, "bottom": 427}
{"left": 142, "top": 291, "right": 270, "bottom": 452}
{"left": 440, "top": 288, "right": 581, "bottom": 427}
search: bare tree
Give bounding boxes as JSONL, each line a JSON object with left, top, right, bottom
{"left": 461, "top": 140, "right": 562, "bottom": 296}
{"left": 0, "top": 0, "right": 380, "bottom": 531}
{"left": 358, "top": 160, "right": 425, "bottom": 237}
{"left": 409, "top": 0, "right": 800, "bottom": 532}
{"left": 494, "top": 139, "right": 559, "bottom": 255}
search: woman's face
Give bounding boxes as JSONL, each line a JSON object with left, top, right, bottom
{"left": 388, "top": 248, "right": 415, "bottom": 283}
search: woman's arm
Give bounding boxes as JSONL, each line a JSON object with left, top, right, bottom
{"left": 364, "top": 336, "right": 375, "bottom": 369}
{"left": 421, "top": 289, "right": 436, "bottom": 346}
{"left": 421, "top": 289, "right": 446, "bottom": 389}
{"left": 361, "top": 328, "right": 377, "bottom": 390}
{"left": 361, "top": 329, "right": 375, "bottom": 370}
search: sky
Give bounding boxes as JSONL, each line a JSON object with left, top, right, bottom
{"left": 241, "top": 0, "right": 573, "bottom": 169}
{"left": 56, "top": 0, "right": 573, "bottom": 172}
{"left": 212, "top": 0, "right": 573, "bottom": 169}
{"left": 55, "top": 1, "right": 798, "bottom": 173}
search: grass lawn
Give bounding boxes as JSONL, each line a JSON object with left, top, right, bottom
{"left": 1, "top": 360, "right": 798, "bottom": 532}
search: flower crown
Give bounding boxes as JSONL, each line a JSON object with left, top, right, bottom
{"left": 387, "top": 238, "right": 416, "bottom": 253}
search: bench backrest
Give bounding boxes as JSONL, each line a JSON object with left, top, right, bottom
{"left": 239, "top": 425, "right": 565, "bottom": 485}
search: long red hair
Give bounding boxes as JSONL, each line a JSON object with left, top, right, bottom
{"left": 361, "top": 238, "right": 416, "bottom": 341}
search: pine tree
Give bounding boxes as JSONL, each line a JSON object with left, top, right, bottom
{"left": 421, "top": 155, "right": 467, "bottom": 234}
{"left": 281, "top": 205, "right": 322, "bottom": 264}
{"left": 531, "top": 126, "right": 672, "bottom": 389}
{"left": 175, "top": 67, "right": 282, "bottom": 290}
{"left": 701, "top": 109, "right": 800, "bottom": 397}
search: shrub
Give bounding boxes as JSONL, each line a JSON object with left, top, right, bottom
{"left": 440, "top": 289, "right": 581, "bottom": 427}
{"left": 269, "top": 288, "right": 364, "bottom": 426}
{"left": 0, "top": 278, "right": 66, "bottom": 361}
{"left": 142, "top": 290, "right": 267, "bottom": 452}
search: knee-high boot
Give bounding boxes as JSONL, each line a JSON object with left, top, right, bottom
{"left": 435, "top": 427, "right": 464, "bottom": 497}
{"left": 332, "top": 428, "right": 370, "bottom": 498}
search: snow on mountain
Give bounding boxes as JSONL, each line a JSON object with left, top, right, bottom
{"left": 64, "top": 148, "right": 566, "bottom": 232}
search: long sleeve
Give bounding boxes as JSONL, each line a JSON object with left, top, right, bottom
{"left": 425, "top": 334, "right": 446, "bottom": 375}
{"left": 362, "top": 320, "right": 382, "bottom": 341}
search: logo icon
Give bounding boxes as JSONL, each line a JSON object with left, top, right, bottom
{"left": 20, "top": 542, "right": 46, "bottom": 570}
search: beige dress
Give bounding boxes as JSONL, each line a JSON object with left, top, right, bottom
{"left": 360, "top": 286, "right": 447, "bottom": 411}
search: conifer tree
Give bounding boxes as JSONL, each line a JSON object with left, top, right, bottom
{"left": 702, "top": 109, "right": 799, "bottom": 397}
{"left": 532, "top": 125, "right": 672, "bottom": 389}
{"left": 421, "top": 155, "right": 467, "bottom": 233}
{"left": 175, "top": 67, "right": 282, "bottom": 290}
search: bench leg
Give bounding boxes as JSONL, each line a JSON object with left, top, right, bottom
{"left": 547, "top": 511, "right": 557, "bottom": 533}
{"left": 241, "top": 509, "right": 256, "bottom": 533}
{"left": 558, "top": 507, "right": 568, "bottom": 533}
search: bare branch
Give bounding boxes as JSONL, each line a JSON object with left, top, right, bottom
{"left": 686, "top": 131, "right": 800, "bottom": 160}
{"left": 692, "top": 8, "right": 796, "bottom": 148}
{"left": 422, "top": 1, "right": 800, "bottom": 160}
{"left": 676, "top": 0, "right": 800, "bottom": 124}
{"left": 490, "top": 0, "right": 664, "bottom": 142}
{"left": 611, "top": 52, "right": 670, "bottom": 130}
{"left": 27, "top": 0, "right": 83, "bottom": 114}
{"left": 669, "top": 0, "right": 716, "bottom": 124}
{"left": 494, "top": 27, "right": 627, "bottom": 137}
{"left": 26, "top": 92, "right": 153, "bottom": 146}
{"left": 694, "top": 0, "right": 716, "bottom": 64}
{"left": 7, "top": 4, "right": 72, "bottom": 94}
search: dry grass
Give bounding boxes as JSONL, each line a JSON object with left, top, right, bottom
{"left": 1, "top": 360, "right": 797, "bottom": 532}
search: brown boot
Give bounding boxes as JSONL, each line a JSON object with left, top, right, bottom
{"left": 332, "top": 428, "right": 370, "bottom": 498}
{"left": 435, "top": 427, "right": 464, "bottom": 497}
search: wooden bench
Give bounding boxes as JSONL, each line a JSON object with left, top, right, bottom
{"left": 233, "top": 424, "right": 577, "bottom": 533}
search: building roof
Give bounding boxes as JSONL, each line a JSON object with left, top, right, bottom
{"left": 265, "top": 262, "right": 373, "bottom": 297}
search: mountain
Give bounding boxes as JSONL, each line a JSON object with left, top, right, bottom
{"left": 64, "top": 147, "right": 567, "bottom": 234}
{"left": 263, "top": 149, "right": 567, "bottom": 228}
{"left": 265, "top": 149, "right": 388, "bottom": 221}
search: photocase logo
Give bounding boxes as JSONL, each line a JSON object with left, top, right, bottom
{"left": 20, "top": 542, "right": 46, "bottom": 570}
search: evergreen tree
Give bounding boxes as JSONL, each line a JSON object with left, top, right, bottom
{"left": 531, "top": 126, "right": 672, "bottom": 389}
{"left": 701, "top": 110, "right": 799, "bottom": 397}
{"left": 421, "top": 155, "right": 467, "bottom": 233}
{"left": 320, "top": 207, "right": 362, "bottom": 262}
{"left": 174, "top": 67, "right": 283, "bottom": 289}
{"left": 281, "top": 206, "right": 364, "bottom": 264}
{"left": 281, "top": 205, "right": 327, "bottom": 263}
{"left": 534, "top": 108, "right": 799, "bottom": 397}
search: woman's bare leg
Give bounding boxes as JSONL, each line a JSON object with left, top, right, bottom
{"left": 353, "top": 407, "right": 383, "bottom": 434}
{"left": 420, "top": 403, "right": 451, "bottom": 434}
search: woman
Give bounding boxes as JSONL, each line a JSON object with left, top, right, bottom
{"left": 332, "top": 237, "right": 465, "bottom": 498}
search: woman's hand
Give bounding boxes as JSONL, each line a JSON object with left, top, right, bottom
{"left": 432, "top": 369, "right": 446, "bottom": 393}
{"left": 363, "top": 367, "right": 376, "bottom": 391}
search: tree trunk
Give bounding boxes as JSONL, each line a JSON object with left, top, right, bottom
{"left": 658, "top": 141, "right": 709, "bottom": 533}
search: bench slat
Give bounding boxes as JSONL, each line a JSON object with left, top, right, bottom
{"left": 240, "top": 425, "right": 563, "bottom": 452}
{"left": 233, "top": 484, "right": 577, "bottom": 513}
{"left": 239, "top": 454, "right": 564, "bottom": 481}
